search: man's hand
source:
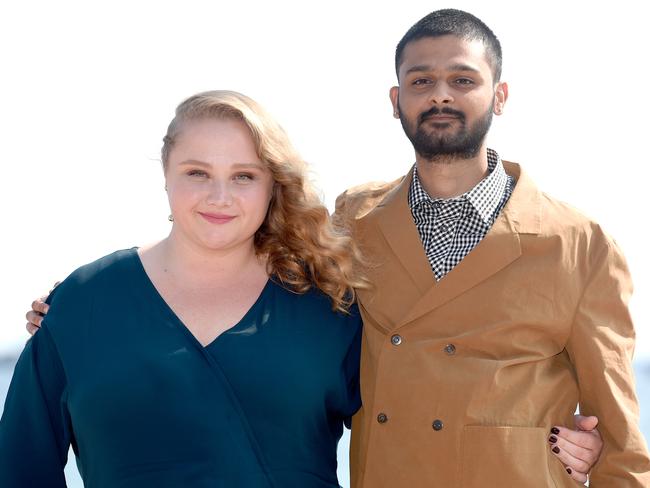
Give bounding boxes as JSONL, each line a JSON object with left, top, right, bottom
{"left": 25, "top": 282, "right": 58, "bottom": 336}
{"left": 550, "top": 415, "right": 602, "bottom": 483}
{"left": 25, "top": 296, "right": 48, "bottom": 335}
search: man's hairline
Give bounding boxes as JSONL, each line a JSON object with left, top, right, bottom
{"left": 395, "top": 33, "right": 501, "bottom": 83}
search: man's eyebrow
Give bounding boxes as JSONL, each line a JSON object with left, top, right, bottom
{"left": 404, "top": 63, "right": 482, "bottom": 75}
{"left": 404, "top": 64, "right": 433, "bottom": 75}
{"left": 448, "top": 63, "right": 481, "bottom": 73}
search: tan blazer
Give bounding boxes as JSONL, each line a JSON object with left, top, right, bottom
{"left": 335, "top": 162, "right": 650, "bottom": 487}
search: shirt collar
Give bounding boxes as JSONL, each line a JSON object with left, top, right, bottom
{"left": 408, "top": 148, "right": 508, "bottom": 225}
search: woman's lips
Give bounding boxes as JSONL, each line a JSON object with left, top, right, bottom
{"left": 198, "top": 212, "right": 236, "bottom": 224}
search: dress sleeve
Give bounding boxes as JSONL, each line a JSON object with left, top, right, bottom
{"left": 0, "top": 325, "right": 73, "bottom": 487}
{"left": 565, "top": 232, "right": 650, "bottom": 486}
{"left": 342, "top": 309, "right": 362, "bottom": 429}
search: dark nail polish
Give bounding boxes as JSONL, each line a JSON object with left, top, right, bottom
{"left": 552, "top": 446, "right": 560, "bottom": 454}
{"left": 566, "top": 468, "right": 572, "bottom": 474}
{"left": 550, "top": 427, "right": 560, "bottom": 435}
{"left": 549, "top": 435, "right": 557, "bottom": 443}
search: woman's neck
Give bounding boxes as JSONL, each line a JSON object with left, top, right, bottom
{"left": 141, "top": 235, "right": 267, "bottom": 288}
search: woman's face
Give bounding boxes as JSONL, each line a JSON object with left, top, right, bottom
{"left": 165, "top": 117, "right": 274, "bottom": 254}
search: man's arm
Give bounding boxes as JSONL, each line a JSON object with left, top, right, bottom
{"left": 566, "top": 230, "right": 650, "bottom": 485}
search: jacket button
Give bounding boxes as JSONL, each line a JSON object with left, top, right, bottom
{"left": 432, "top": 419, "right": 444, "bottom": 431}
{"left": 390, "top": 334, "right": 402, "bottom": 346}
{"left": 377, "top": 413, "right": 388, "bottom": 424}
{"left": 444, "top": 344, "right": 456, "bottom": 355}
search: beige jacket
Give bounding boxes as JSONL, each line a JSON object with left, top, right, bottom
{"left": 335, "top": 162, "right": 650, "bottom": 487}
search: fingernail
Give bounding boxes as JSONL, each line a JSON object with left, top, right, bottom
{"left": 550, "top": 427, "right": 560, "bottom": 435}
{"left": 566, "top": 468, "right": 572, "bottom": 474}
{"left": 548, "top": 435, "right": 557, "bottom": 443}
{"left": 552, "top": 446, "right": 560, "bottom": 454}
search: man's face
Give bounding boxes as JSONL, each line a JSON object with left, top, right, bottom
{"left": 390, "top": 35, "right": 507, "bottom": 162}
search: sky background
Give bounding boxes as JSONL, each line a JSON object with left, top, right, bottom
{"left": 0, "top": 1, "right": 648, "bottom": 486}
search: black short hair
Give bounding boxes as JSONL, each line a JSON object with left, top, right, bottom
{"left": 395, "top": 9, "right": 502, "bottom": 81}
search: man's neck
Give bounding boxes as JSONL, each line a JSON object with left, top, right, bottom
{"left": 415, "top": 146, "right": 490, "bottom": 199}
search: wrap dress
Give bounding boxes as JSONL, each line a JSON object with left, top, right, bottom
{"left": 0, "top": 248, "right": 362, "bottom": 487}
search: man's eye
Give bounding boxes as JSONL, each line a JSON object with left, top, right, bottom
{"left": 455, "top": 78, "right": 474, "bottom": 85}
{"left": 413, "top": 78, "right": 432, "bottom": 86}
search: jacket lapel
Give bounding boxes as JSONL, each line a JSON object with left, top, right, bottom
{"left": 394, "top": 161, "right": 542, "bottom": 329}
{"left": 375, "top": 169, "right": 435, "bottom": 296}
{"left": 355, "top": 169, "right": 436, "bottom": 331}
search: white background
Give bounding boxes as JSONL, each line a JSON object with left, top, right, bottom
{"left": 1, "top": 0, "right": 648, "bottom": 357}
{"left": 0, "top": 1, "right": 648, "bottom": 486}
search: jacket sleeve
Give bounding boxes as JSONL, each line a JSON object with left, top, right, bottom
{"left": 566, "top": 231, "right": 650, "bottom": 486}
{"left": 0, "top": 325, "right": 73, "bottom": 487}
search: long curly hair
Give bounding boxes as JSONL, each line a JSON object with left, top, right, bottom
{"left": 161, "top": 90, "right": 367, "bottom": 312}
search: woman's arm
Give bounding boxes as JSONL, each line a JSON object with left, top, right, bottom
{"left": 0, "top": 324, "right": 72, "bottom": 487}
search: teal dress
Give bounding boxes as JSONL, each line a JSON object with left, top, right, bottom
{"left": 0, "top": 249, "right": 361, "bottom": 487}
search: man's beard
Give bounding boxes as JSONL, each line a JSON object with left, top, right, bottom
{"left": 399, "top": 103, "right": 493, "bottom": 163}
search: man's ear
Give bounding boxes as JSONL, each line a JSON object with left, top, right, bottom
{"left": 493, "top": 81, "right": 508, "bottom": 115}
{"left": 389, "top": 86, "right": 400, "bottom": 118}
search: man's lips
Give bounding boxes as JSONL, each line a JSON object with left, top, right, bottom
{"left": 422, "top": 115, "right": 459, "bottom": 122}
{"left": 198, "top": 212, "right": 236, "bottom": 224}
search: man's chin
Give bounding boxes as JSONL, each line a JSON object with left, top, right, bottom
{"left": 415, "top": 142, "right": 481, "bottom": 162}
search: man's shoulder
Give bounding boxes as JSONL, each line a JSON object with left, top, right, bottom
{"left": 505, "top": 161, "right": 604, "bottom": 234}
{"left": 333, "top": 177, "right": 404, "bottom": 228}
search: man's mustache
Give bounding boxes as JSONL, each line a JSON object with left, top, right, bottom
{"left": 418, "top": 107, "right": 465, "bottom": 124}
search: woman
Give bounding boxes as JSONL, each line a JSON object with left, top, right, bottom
{"left": 0, "top": 90, "right": 366, "bottom": 487}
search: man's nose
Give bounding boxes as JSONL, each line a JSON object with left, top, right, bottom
{"left": 429, "top": 82, "right": 454, "bottom": 104}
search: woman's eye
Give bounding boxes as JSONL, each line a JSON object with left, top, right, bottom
{"left": 187, "top": 169, "right": 208, "bottom": 177}
{"left": 234, "top": 173, "right": 254, "bottom": 182}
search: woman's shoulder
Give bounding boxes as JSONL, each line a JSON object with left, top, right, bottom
{"left": 269, "top": 278, "right": 362, "bottom": 336}
{"left": 53, "top": 248, "right": 139, "bottom": 292}
{"left": 46, "top": 247, "right": 139, "bottom": 304}
{"left": 43, "top": 248, "right": 139, "bottom": 330}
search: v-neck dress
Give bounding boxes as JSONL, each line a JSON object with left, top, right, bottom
{"left": 0, "top": 249, "right": 362, "bottom": 487}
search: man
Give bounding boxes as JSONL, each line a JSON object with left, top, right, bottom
{"left": 335, "top": 9, "right": 650, "bottom": 487}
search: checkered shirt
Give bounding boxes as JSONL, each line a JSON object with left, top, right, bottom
{"left": 408, "top": 148, "right": 515, "bottom": 281}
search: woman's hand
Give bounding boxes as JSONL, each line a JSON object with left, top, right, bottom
{"left": 550, "top": 415, "right": 602, "bottom": 483}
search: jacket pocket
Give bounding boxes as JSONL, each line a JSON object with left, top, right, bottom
{"left": 460, "top": 425, "right": 574, "bottom": 487}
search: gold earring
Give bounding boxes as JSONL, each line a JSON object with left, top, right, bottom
{"left": 168, "top": 214, "right": 174, "bottom": 222}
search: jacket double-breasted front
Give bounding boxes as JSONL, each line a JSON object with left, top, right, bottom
{"left": 336, "top": 161, "right": 650, "bottom": 487}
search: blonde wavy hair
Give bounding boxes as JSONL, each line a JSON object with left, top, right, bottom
{"left": 161, "top": 90, "right": 367, "bottom": 312}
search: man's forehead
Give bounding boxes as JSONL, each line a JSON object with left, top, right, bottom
{"left": 399, "top": 35, "right": 491, "bottom": 74}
